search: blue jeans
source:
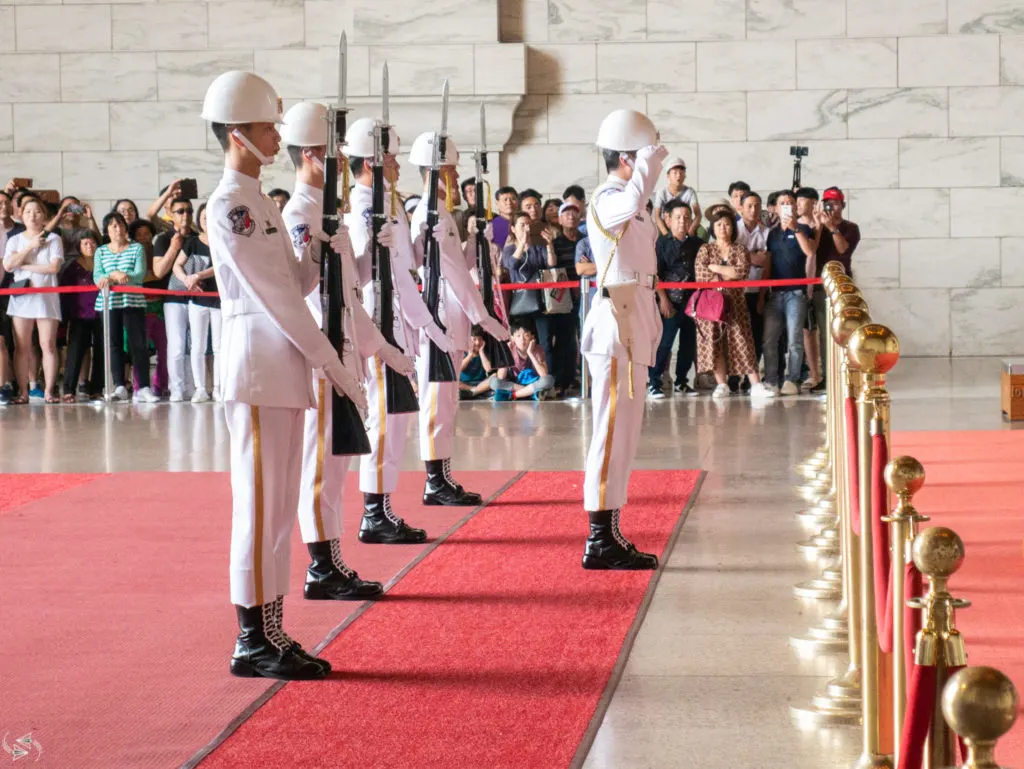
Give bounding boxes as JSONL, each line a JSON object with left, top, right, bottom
{"left": 763, "top": 290, "right": 807, "bottom": 386}
{"left": 648, "top": 305, "right": 696, "bottom": 389}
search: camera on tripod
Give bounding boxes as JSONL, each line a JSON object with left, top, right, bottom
{"left": 790, "top": 145, "right": 808, "bottom": 190}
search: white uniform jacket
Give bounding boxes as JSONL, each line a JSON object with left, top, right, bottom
{"left": 281, "top": 182, "right": 386, "bottom": 382}
{"left": 207, "top": 168, "right": 334, "bottom": 409}
{"left": 409, "top": 200, "right": 492, "bottom": 352}
{"left": 346, "top": 182, "right": 435, "bottom": 356}
{"left": 580, "top": 157, "right": 664, "bottom": 368}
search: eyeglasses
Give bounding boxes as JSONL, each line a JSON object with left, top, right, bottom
{"left": 172, "top": 208, "right": 192, "bottom": 216}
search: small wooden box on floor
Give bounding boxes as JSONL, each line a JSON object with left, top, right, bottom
{"left": 1001, "top": 361, "right": 1024, "bottom": 421}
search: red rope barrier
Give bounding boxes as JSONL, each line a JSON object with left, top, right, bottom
{"left": 0, "top": 276, "right": 823, "bottom": 297}
{"left": 872, "top": 433, "right": 891, "bottom": 649}
{"left": 845, "top": 396, "right": 860, "bottom": 536}
{"left": 899, "top": 663, "right": 936, "bottom": 769}
{"left": 904, "top": 564, "right": 923, "bottom": 684}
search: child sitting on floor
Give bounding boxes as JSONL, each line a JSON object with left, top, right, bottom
{"left": 490, "top": 321, "right": 554, "bottom": 401}
{"left": 459, "top": 325, "right": 493, "bottom": 400}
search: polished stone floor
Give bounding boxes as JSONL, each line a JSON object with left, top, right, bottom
{"left": 0, "top": 357, "right": 1011, "bottom": 768}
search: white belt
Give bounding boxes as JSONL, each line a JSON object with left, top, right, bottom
{"left": 221, "top": 297, "right": 262, "bottom": 318}
{"left": 603, "top": 271, "right": 657, "bottom": 289}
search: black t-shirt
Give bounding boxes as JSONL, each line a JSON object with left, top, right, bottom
{"left": 181, "top": 235, "right": 219, "bottom": 309}
{"left": 552, "top": 233, "right": 581, "bottom": 281}
{"left": 153, "top": 230, "right": 189, "bottom": 304}
{"left": 767, "top": 224, "right": 814, "bottom": 283}
{"left": 656, "top": 233, "right": 703, "bottom": 305}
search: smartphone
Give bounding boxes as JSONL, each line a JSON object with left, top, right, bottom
{"left": 178, "top": 178, "right": 198, "bottom": 199}
{"left": 780, "top": 204, "right": 793, "bottom": 219}
{"left": 12, "top": 177, "right": 32, "bottom": 189}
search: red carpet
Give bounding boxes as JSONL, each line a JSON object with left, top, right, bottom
{"left": 0, "top": 469, "right": 516, "bottom": 769}
{"left": 0, "top": 472, "right": 101, "bottom": 515}
{"left": 892, "top": 431, "right": 1024, "bottom": 762}
{"left": 199, "top": 469, "right": 702, "bottom": 769}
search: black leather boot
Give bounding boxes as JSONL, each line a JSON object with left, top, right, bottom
{"left": 272, "top": 596, "right": 331, "bottom": 676}
{"left": 581, "top": 509, "right": 659, "bottom": 571}
{"left": 359, "top": 493, "right": 427, "bottom": 544}
{"left": 422, "top": 458, "right": 483, "bottom": 506}
{"left": 230, "top": 602, "right": 329, "bottom": 680}
{"left": 304, "top": 540, "right": 383, "bottom": 600}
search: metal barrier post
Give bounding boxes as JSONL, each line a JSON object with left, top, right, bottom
{"left": 579, "top": 277, "right": 590, "bottom": 400}
{"left": 101, "top": 285, "right": 113, "bottom": 402}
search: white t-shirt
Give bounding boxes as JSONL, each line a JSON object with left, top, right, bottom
{"left": 735, "top": 219, "right": 770, "bottom": 293}
{"left": 3, "top": 232, "right": 63, "bottom": 319}
{"left": 652, "top": 185, "right": 699, "bottom": 212}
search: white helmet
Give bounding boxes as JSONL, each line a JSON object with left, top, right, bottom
{"left": 200, "top": 71, "right": 282, "bottom": 125}
{"left": 595, "top": 109, "right": 657, "bottom": 152}
{"left": 408, "top": 132, "right": 459, "bottom": 167}
{"left": 343, "top": 117, "right": 401, "bottom": 158}
{"left": 280, "top": 101, "right": 327, "bottom": 147}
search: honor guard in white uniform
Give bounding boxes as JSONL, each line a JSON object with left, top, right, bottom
{"left": 279, "top": 102, "right": 416, "bottom": 599}
{"left": 342, "top": 118, "right": 455, "bottom": 539}
{"left": 581, "top": 109, "right": 668, "bottom": 570}
{"left": 407, "top": 132, "right": 509, "bottom": 505}
{"left": 201, "top": 73, "right": 367, "bottom": 680}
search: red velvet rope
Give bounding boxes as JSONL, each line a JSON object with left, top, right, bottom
{"left": 872, "top": 432, "right": 891, "bottom": 643}
{"left": 0, "top": 276, "right": 823, "bottom": 297}
{"left": 845, "top": 396, "right": 860, "bottom": 536}
{"left": 899, "top": 663, "right": 936, "bottom": 769}
{"left": 905, "top": 565, "right": 923, "bottom": 684}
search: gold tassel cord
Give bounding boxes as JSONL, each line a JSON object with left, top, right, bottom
{"left": 390, "top": 181, "right": 398, "bottom": 219}
{"left": 444, "top": 168, "right": 456, "bottom": 214}
{"left": 485, "top": 181, "right": 493, "bottom": 221}
{"left": 341, "top": 156, "right": 351, "bottom": 214}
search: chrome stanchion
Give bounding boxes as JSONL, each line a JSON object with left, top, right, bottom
{"left": 579, "top": 276, "right": 590, "bottom": 401}
{"left": 101, "top": 285, "right": 113, "bottom": 403}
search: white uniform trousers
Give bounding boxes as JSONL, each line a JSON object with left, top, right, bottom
{"left": 583, "top": 352, "right": 647, "bottom": 512}
{"left": 297, "top": 379, "right": 346, "bottom": 545}
{"left": 225, "top": 400, "right": 305, "bottom": 608}
{"left": 416, "top": 338, "right": 460, "bottom": 462}
{"left": 359, "top": 355, "right": 412, "bottom": 495}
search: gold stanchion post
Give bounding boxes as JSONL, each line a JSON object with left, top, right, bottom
{"left": 882, "top": 456, "right": 929, "bottom": 768}
{"left": 942, "top": 666, "right": 1019, "bottom": 769}
{"left": 848, "top": 323, "right": 900, "bottom": 768}
{"left": 908, "top": 527, "right": 970, "bottom": 769}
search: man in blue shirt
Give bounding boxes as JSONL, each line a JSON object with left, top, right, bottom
{"left": 763, "top": 190, "right": 818, "bottom": 395}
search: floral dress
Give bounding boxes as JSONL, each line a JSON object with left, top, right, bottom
{"left": 694, "top": 242, "right": 757, "bottom": 376}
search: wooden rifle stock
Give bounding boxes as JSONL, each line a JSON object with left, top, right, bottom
{"left": 474, "top": 178, "right": 512, "bottom": 369}
{"left": 322, "top": 108, "right": 370, "bottom": 456}
{"left": 423, "top": 145, "right": 457, "bottom": 383}
{"left": 371, "top": 146, "right": 418, "bottom": 413}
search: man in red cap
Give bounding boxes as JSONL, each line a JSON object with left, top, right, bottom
{"left": 811, "top": 186, "right": 860, "bottom": 392}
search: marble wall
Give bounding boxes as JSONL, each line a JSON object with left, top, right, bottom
{"left": 2, "top": 0, "right": 1023, "bottom": 355}
{"left": 497, "top": 0, "right": 1024, "bottom": 357}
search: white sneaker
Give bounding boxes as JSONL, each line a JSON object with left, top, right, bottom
{"left": 750, "top": 382, "right": 776, "bottom": 398}
{"left": 191, "top": 388, "right": 211, "bottom": 404}
{"left": 711, "top": 383, "right": 730, "bottom": 399}
{"left": 169, "top": 391, "right": 184, "bottom": 403}
{"left": 111, "top": 386, "right": 129, "bottom": 402}
{"left": 212, "top": 388, "right": 221, "bottom": 402}
{"left": 781, "top": 381, "right": 800, "bottom": 396}
{"left": 135, "top": 387, "right": 160, "bottom": 403}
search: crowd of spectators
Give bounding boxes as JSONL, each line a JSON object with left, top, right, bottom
{"left": 0, "top": 157, "right": 859, "bottom": 407}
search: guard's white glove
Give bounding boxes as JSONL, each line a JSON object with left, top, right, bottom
{"left": 318, "top": 223, "right": 353, "bottom": 259}
{"left": 481, "top": 220, "right": 494, "bottom": 243}
{"left": 378, "top": 343, "right": 415, "bottom": 377}
{"left": 638, "top": 144, "right": 670, "bottom": 164}
{"left": 322, "top": 357, "right": 367, "bottom": 415}
{"left": 376, "top": 221, "right": 397, "bottom": 249}
{"left": 422, "top": 321, "right": 453, "bottom": 354}
{"left": 431, "top": 221, "right": 448, "bottom": 243}
{"left": 480, "top": 316, "right": 510, "bottom": 342}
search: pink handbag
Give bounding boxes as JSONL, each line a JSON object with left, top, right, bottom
{"left": 685, "top": 288, "right": 731, "bottom": 324}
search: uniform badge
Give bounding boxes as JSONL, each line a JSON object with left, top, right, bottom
{"left": 290, "top": 223, "right": 311, "bottom": 249}
{"left": 361, "top": 207, "right": 373, "bottom": 229}
{"left": 228, "top": 205, "right": 255, "bottom": 237}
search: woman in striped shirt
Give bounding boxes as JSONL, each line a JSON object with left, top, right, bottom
{"left": 93, "top": 211, "right": 159, "bottom": 403}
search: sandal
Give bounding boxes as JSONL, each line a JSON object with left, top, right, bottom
{"left": 45, "top": 393, "right": 61, "bottom": 404}
{"left": 61, "top": 393, "right": 77, "bottom": 404}
{"left": 11, "top": 394, "right": 28, "bottom": 405}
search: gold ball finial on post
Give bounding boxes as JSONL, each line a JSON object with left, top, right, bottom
{"left": 912, "top": 526, "right": 965, "bottom": 580}
{"left": 884, "top": 456, "right": 926, "bottom": 500}
{"left": 832, "top": 306, "right": 872, "bottom": 348}
{"left": 942, "top": 667, "right": 1019, "bottom": 769}
{"left": 848, "top": 324, "right": 900, "bottom": 376}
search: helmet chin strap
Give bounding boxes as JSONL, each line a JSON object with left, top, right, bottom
{"left": 231, "top": 128, "right": 275, "bottom": 166}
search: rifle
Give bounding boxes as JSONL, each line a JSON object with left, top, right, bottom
{"left": 371, "top": 61, "right": 418, "bottom": 413}
{"left": 321, "top": 32, "right": 370, "bottom": 456}
{"left": 423, "top": 79, "right": 457, "bottom": 383}
{"left": 473, "top": 103, "right": 513, "bottom": 370}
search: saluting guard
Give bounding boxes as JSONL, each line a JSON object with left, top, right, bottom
{"left": 343, "top": 113, "right": 454, "bottom": 540}
{"left": 581, "top": 109, "right": 668, "bottom": 570}
{"left": 407, "top": 91, "right": 508, "bottom": 506}
{"left": 279, "top": 101, "right": 416, "bottom": 599}
{"left": 201, "top": 71, "right": 366, "bottom": 680}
